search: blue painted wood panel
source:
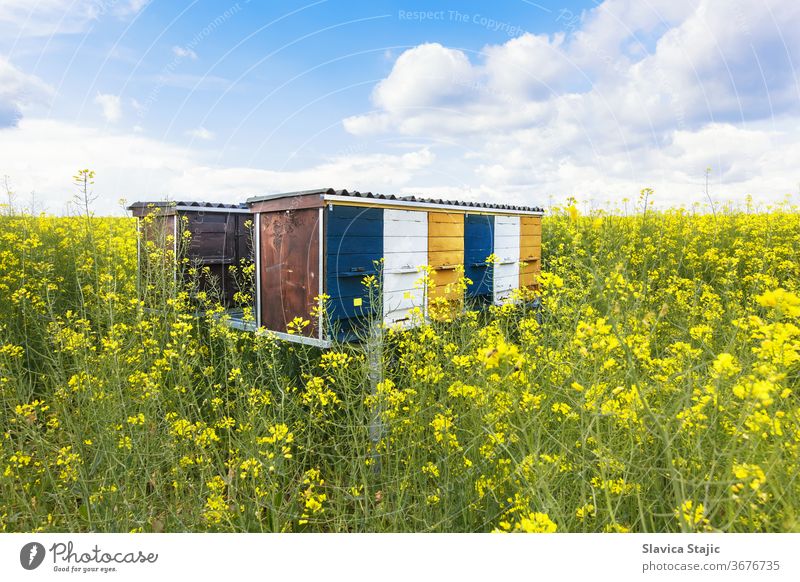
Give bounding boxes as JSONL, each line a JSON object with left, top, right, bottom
{"left": 325, "top": 205, "right": 384, "bottom": 338}
{"left": 464, "top": 214, "right": 494, "bottom": 299}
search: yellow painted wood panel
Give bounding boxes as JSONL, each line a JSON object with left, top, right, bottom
{"left": 520, "top": 233, "right": 542, "bottom": 247}
{"left": 520, "top": 244, "right": 542, "bottom": 262}
{"left": 520, "top": 265, "right": 534, "bottom": 287}
{"left": 429, "top": 212, "right": 464, "bottom": 224}
{"left": 520, "top": 264, "right": 539, "bottom": 288}
{"left": 428, "top": 211, "right": 464, "bottom": 266}
{"left": 520, "top": 215, "right": 542, "bottom": 289}
{"left": 428, "top": 236, "right": 463, "bottom": 253}
{"left": 428, "top": 210, "right": 464, "bottom": 303}
{"left": 429, "top": 268, "right": 460, "bottom": 299}
{"left": 428, "top": 215, "right": 464, "bottom": 234}
{"left": 428, "top": 250, "right": 462, "bottom": 267}
{"left": 521, "top": 216, "right": 542, "bottom": 237}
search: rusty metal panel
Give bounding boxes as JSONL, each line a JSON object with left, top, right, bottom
{"left": 259, "top": 208, "right": 320, "bottom": 337}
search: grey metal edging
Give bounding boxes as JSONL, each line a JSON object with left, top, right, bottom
{"left": 223, "top": 317, "right": 258, "bottom": 332}
{"left": 173, "top": 205, "right": 251, "bottom": 214}
{"left": 217, "top": 313, "right": 331, "bottom": 348}
{"left": 246, "top": 189, "right": 329, "bottom": 204}
{"left": 257, "top": 329, "right": 332, "bottom": 348}
{"left": 323, "top": 194, "right": 545, "bottom": 216}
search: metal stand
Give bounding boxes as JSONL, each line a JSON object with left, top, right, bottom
{"left": 366, "top": 319, "right": 384, "bottom": 474}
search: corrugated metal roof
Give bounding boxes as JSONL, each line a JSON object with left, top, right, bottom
{"left": 247, "top": 188, "right": 545, "bottom": 213}
{"left": 128, "top": 201, "right": 249, "bottom": 211}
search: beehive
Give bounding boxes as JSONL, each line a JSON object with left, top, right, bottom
{"left": 247, "top": 189, "right": 544, "bottom": 347}
{"left": 128, "top": 201, "right": 253, "bottom": 306}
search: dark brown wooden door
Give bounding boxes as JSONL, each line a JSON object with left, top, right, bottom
{"left": 185, "top": 212, "right": 236, "bottom": 263}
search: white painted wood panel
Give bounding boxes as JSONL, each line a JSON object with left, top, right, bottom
{"left": 384, "top": 271, "right": 424, "bottom": 294}
{"left": 384, "top": 218, "right": 427, "bottom": 238}
{"left": 383, "top": 306, "right": 419, "bottom": 327}
{"left": 493, "top": 215, "right": 520, "bottom": 304}
{"left": 383, "top": 209, "right": 427, "bottom": 325}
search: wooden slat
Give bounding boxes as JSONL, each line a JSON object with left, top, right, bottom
{"left": 428, "top": 212, "right": 464, "bottom": 224}
{"left": 428, "top": 250, "right": 463, "bottom": 269}
{"left": 520, "top": 233, "right": 542, "bottom": 247}
{"left": 383, "top": 209, "right": 427, "bottom": 325}
{"left": 520, "top": 263, "right": 538, "bottom": 288}
{"left": 520, "top": 216, "right": 542, "bottom": 290}
{"left": 428, "top": 210, "right": 464, "bottom": 302}
{"left": 464, "top": 214, "right": 494, "bottom": 298}
{"left": 494, "top": 215, "right": 520, "bottom": 303}
{"left": 325, "top": 206, "right": 383, "bottom": 330}
{"left": 428, "top": 235, "right": 463, "bottom": 253}
{"left": 521, "top": 215, "right": 542, "bottom": 230}
{"left": 519, "top": 245, "right": 542, "bottom": 262}
{"left": 429, "top": 268, "right": 461, "bottom": 300}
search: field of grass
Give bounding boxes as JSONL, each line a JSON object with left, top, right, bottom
{"left": 0, "top": 202, "right": 798, "bottom": 532}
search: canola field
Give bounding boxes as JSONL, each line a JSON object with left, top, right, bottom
{"left": 0, "top": 203, "right": 799, "bottom": 533}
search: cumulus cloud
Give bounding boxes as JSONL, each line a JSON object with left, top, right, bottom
{"left": 0, "top": 57, "right": 51, "bottom": 127}
{"left": 172, "top": 46, "right": 198, "bottom": 60}
{"left": 94, "top": 93, "right": 122, "bottom": 123}
{"left": 343, "top": 0, "right": 800, "bottom": 207}
{"left": 0, "top": 119, "right": 437, "bottom": 214}
{"left": 349, "top": 0, "right": 800, "bottom": 137}
{"left": 118, "top": 0, "right": 151, "bottom": 17}
{"left": 187, "top": 127, "right": 214, "bottom": 141}
{"left": 1, "top": 0, "right": 797, "bottom": 212}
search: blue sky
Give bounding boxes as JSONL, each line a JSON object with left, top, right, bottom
{"left": 0, "top": 0, "right": 798, "bottom": 213}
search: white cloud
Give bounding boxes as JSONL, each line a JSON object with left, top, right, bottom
{"left": 168, "top": 148, "right": 436, "bottom": 197}
{"left": 0, "top": 0, "right": 797, "bottom": 213}
{"left": 117, "top": 0, "right": 151, "bottom": 17}
{"left": 342, "top": 0, "right": 800, "bottom": 207}
{"left": 94, "top": 93, "right": 122, "bottom": 123}
{"left": 0, "top": 56, "right": 51, "bottom": 127}
{"left": 348, "top": 0, "right": 800, "bottom": 138}
{"left": 373, "top": 43, "right": 475, "bottom": 111}
{"left": 172, "top": 46, "right": 198, "bottom": 60}
{"left": 482, "top": 32, "right": 573, "bottom": 98}
{"left": 0, "top": 119, "right": 437, "bottom": 214}
{"left": 187, "top": 127, "right": 214, "bottom": 141}
{"left": 1, "top": 115, "right": 794, "bottom": 217}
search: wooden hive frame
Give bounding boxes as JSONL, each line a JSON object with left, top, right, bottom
{"left": 247, "top": 189, "right": 544, "bottom": 348}
{"left": 128, "top": 201, "right": 253, "bottom": 307}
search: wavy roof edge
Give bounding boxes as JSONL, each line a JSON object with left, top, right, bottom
{"left": 247, "top": 188, "right": 544, "bottom": 213}
{"left": 127, "top": 201, "right": 249, "bottom": 210}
